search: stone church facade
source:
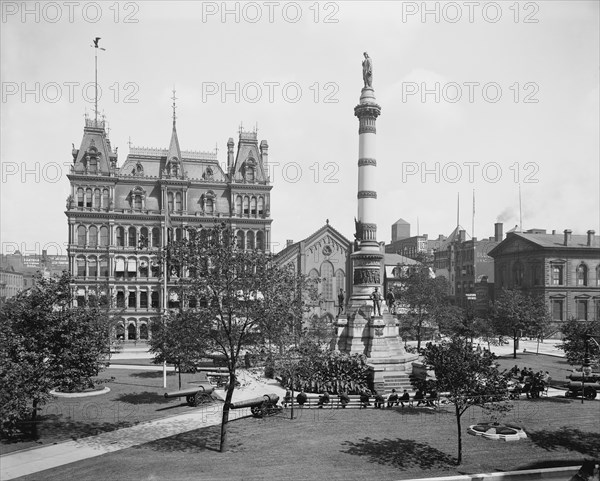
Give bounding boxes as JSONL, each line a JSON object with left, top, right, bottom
{"left": 66, "top": 115, "right": 272, "bottom": 340}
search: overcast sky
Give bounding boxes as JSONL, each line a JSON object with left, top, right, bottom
{"left": 2, "top": 1, "right": 599, "bottom": 256}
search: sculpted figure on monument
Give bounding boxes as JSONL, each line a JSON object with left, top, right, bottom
{"left": 362, "top": 52, "right": 373, "bottom": 88}
{"left": 354, "top": 217, "right": 363, "bottom": 241}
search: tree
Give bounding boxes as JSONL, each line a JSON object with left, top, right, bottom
{"left": 0, "top": 273, "right": 113, "bottom": 438}
{"left": 163, "top": 222, "right": 311, "bottom": 452}
{"left": 556, "top": 318, "right": 600, "bottom": 369}
{"left": 394, "top": 269, "right": 450, "bottom": 350}
{"left": 422, "top": 338, "right": 511, "bottom": 465}
{"left": 491, "top": 289, "right": 548, "bottom": 359}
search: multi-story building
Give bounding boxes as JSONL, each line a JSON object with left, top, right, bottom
{"left": 0, "top": 251, "right": 68, "bottom": 288}
{"left": 433, "top": 223, "right": 502, "bottom": 314}
{"left": 489, "top": 228, "right": 600, "bottom": 336}
{"left": 66, "top": 113, "right": 272, "bottom": 340}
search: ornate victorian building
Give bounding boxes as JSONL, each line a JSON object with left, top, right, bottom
{"left": 66, "top": 113, "right": 272, "bottom": 340}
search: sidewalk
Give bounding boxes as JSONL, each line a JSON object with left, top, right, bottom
{"left": 0, "top": 369, "right": 284, "bottom": 481}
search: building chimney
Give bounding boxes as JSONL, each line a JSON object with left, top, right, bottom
{"left": 552, "top": 230, "right": 556, "bottom": 235}
{"left": 286, "top": 239, "right": 294, "bottom": 247}
{"left": 563, "top": 229, "right": 572, "bottom": 246}
{"left": 459, "top": 230, "right": 466, "bottom": 243}
{"left": 587, "top": 230, "right": 595, "bottom": 246}
{"left": 494, "top": 223, "right": 503, "bottom": 242}
{"left": 227, "top": 138, "right": 234, "bottom": 172}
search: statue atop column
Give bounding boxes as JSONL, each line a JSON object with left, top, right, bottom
{"left": 362, "top": 52, "right": 373, "bottom": 88}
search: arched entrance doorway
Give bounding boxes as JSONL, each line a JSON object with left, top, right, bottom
{"left": 127, "top": 323, "right": 137, "bottom": 340}
{"left": 139, "top": 323, "right": 148, "bottom": 340}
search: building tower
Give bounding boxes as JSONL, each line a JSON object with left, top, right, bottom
{"left": 335, "top": 53, "right": 417, "bottom": 394}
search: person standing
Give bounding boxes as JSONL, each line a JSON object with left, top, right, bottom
{"left": 386, "top": 289, "right": 395, "bottom": 314}
{"left": 337, "top": 289, "right": 345, "bottom": 315}
{"left": 371, "top": 287, "right": 382, "bottom": 317}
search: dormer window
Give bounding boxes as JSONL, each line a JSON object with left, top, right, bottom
{"left": 246, "top": 167, "right": 254, "bottom": 182}
{"left": 134, "top": 195, "right": 142, "bottom": 210}
{"left": 89, "top": 156, "right": 98, "bottom": 173}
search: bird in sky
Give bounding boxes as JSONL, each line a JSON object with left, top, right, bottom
{"left": 91, "top": 37, "right": 106, "bottom": 50}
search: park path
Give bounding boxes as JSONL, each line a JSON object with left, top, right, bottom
{"left": 0, "top": 369, "right": 285, "bottom": 481}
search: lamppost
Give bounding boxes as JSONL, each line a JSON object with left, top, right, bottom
{"left": 581, "top": 335, "right": 592, "bottom": 404}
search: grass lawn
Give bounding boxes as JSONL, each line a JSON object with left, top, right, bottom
{"left": 0, "top": 368, "right": 207, "bottom": 455}
{"left": 15, "top": 397, "right": 600, "bottom": 481}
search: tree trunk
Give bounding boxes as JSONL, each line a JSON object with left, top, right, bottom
{"left": 513, "top": 334, "right": 518, "bottom": 359}
{"left": 219, "top": 371, "right": 236, "bottom": 453}
{"left": 455, "top": 404, "right": 462, "bottom": 465}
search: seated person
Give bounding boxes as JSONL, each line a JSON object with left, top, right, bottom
{"left": 373, "top": 391, "right": 385, "bottom": 409}
{"left": 283, "top": 389, "right": 292, "bottom": 408}
{"left": 413, "top": 389, "right": 425, "bottom": 407}
{"left": 339, "top": 390, "right": 350, "bottom": 408}
{"left": 317, "top": 390, "right": 331, "bottom": 408}
{"left": 360, "top": 390, "right": 371, "bottom": 409}
{"left": 387, "top": 389, "right": 399, "bottom": 408}
{"left": 426, "top": 390, "right": 438, "bottom": 407}
{"left": 399, "top": 389, "right": 411, "bottom": 407}
{"left": 296, "top": 390, "right": 308, "bottom": 407}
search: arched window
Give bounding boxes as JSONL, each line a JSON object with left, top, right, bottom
{"left": 335, "top": 269, "right": 345, "bottom": 293}
{"left": 140, "top": 291, "right": 148, "bottom": 308}
{"left": 139, "top": 323, "right": 148, "bottom": 339}
{"left": 151, "top": 258, "right": 160, "bottom": 277}
{"left": 77, "top": 226, "right": 86, "bottom": 247}
{"left": 89, "top": 156, "right": 97, "bottom": 173}
{"left": 152, "top": 227, "right": 160, "bottom": 248}
{"left": 256, "top": 231, "right": 264, "bottom": 251}
{"left": 99, "top": 256, "right": 109, "bottom": 277}
{"left": 246, "top": 167, "right": 254, "bottom": 182}
{"left": 116, "top": 227, "right": 124, "bottom": 247}
{"left": 576, "top": 264, "right": 588, "bottom": 286}
{"left": 116, "top": 291, "right": 125, "bottom": 308}
{"left": 85, "top": 188, "right": 92, "bottom": 208}
{"left": 151, "top": 291, "right": 159, "bottom": 308}
{"left": 77, "top": 188, "right": 84, "bottom": 207}
{"left": 128, "top": 227, "right": 136, "bottom": 247}
{"left": 128, "top": 291, "right": 137, "bottom": 308}
{"left": 167, "top": 192, "right": 174, "bottom": 212}
{"left": 171, "top": 162, "right": 178, "bottom": 177}
{"left": 175, "top": 228, "right": 182, "bottom": 242}
{"left": 139, "top": 257, "right": 149, "bottom": 277}
{"left": 321, "top": 261, "right": 334, "bottom": 301}
{"left": 99, "top": 226, "right": 109, "bottom": 247}
{"left": 102, "top": 189, "right": 109, "bottom": 208}
{"left": 140, "top": 227, "right": 149, "bottom": 249}
{"left": 88, "top": 226, "right": 98, "bottom": 247}
{"left": 94, "top": 188, "right": 101, "bottom": 208}
{"left": 127, "top": 257, "right": 137, "bottom": 278}
{"left": 76, "top": 256, "right": 86, "bottom": 277}
{"left": 134, "top": 195, "right": 142, "bottom": 210}
{"left": 258, "top": 197, "right": 264, "bottom": 216}
{"left": 115, "top": 257, "right": 126, "bottom": 279}
{"left": 243, "top": 196, "right": 249, "bottom": 215}
{"left": 250, "top": 197, "right": 257, "bottom": 216}
{"left": 247, "top": 231, "right": 255, "bottom": 250}
{"left": 175, "top": 192, "right": 182, "bottom": 212}
{"left": 236, "top": 230, "right": 245, "bottom": 249}
{"left": 235, "top": 196, "right": 242, "bottom": 215}
{"left": 88, "top": 256, "right": 98, "bottom": 277}
{"left": 205, "top": 198, "right": 214, "bottom": 214}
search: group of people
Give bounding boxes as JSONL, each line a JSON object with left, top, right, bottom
{"left": 507, "top": 365, "right": 551, "bottom": 399}
{"left": 282, "top": 387, "right": 440, "bottom": 409}
{"left": 337, "top": 287, "right": 397, "bottom": 317}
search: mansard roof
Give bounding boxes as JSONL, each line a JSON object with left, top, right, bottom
{"left": 488, "top": 231, "right": 600, "bottom": 258}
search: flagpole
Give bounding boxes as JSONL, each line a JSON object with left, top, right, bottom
{"left": 162, "top": 189, "right": 168, "bottom": 388}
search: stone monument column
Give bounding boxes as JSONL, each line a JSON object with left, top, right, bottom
{"left": 335, "top": 53, "right": 417, "bottom": 394}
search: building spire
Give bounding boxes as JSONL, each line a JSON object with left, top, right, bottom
{"left": 171, "top": 87, "right": 177, "bottom": 127}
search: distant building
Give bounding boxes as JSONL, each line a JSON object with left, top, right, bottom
{"left": 0, "top": 266, "right": 24, "bottom": 303}
{"left": 489, "top": 228, "right": 600, "bottom": 336}
{"left": 274, "top": 222, "right": 351, "bottom": 323}
{"left": 0, "top": 250, "right": 67, "bottom": 289}
{"left": 386, "top": 219, "right": 446, "bottom": 260}
{"left": 433, "top": 223, "right": 503, "bottom": 315}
